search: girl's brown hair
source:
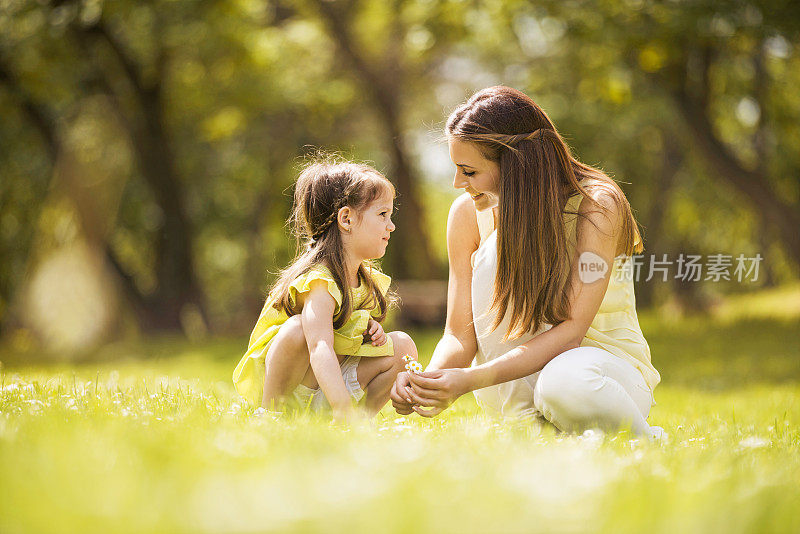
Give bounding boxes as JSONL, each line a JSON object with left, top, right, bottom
{"left": 270, "top": 157, "right": 396, "bottom": 328}
{"left": 447, "top": 86, "right": 643, "bottom": 341}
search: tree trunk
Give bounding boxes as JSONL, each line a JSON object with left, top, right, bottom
{"left": 132, "top": 88, "right": 208, "bottom": 330}
{"left": 78, "top": 19, "right": 210, "bottom": 332}
{"left": 636, "top": 135, "right": 683, "bottom": 308}
{"left": 670, "top": 88, "right": 800, "bottom": 267}
{"left": 310, "top": 0, "right": 438, "bottom": 279}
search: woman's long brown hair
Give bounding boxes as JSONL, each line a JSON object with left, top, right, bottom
{"left": 447, "top": 86, "right": 644, "bottom": 341}
{"left": 269, "top": 157, "right": 396, "bottom": 328}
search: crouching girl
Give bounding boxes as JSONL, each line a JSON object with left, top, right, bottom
{"left": 233, "top": 159, "right": 417, "bottom": 420}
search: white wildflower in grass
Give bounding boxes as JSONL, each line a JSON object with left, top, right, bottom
{"left": 738, "top": 436, "right": 770, "bottom": 449}
{"left": 579, "top": 428, "right": 605, "bottom": 445}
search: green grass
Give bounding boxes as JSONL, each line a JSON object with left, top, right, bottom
{"left": 1, "top": 285, "right": 800, "bottom": 533}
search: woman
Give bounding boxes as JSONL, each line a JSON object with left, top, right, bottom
{"left": 391, "top": 86, "right": 663, "bottom": 438}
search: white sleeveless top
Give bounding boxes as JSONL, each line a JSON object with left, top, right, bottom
{"left": 470, "top": 209, "right": 551, "bottom": 419}
{"left": 470, "top": 197, "right": 659, "bottom": 418}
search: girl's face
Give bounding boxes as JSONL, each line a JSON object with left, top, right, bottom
{"left": 448, "top": 137, "right": 501, "bottom": 211}
{"left": 345, "top": 191, "right": 396, "bottom": 261}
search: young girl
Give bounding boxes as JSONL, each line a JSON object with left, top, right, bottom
{"left": 233, "top": 159, "right": 417, "bottom": 420}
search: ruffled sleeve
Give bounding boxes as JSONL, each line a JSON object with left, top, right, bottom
{"left": 370, "top": 269, "right": 392, "bottom": 296}
{"left": 288, "top": 267, "right": 343, "bottom": 315}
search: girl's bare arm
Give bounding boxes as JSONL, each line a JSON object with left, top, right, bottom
{"left": 300, "top": 281, "right": 353, "bottom": 417}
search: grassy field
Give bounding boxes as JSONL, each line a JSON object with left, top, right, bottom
{"left": 1, "top": 285, "right": 799, "bottom": 533}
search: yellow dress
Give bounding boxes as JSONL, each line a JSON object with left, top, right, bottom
{"left": 232, "top": 265, "right": 394, "bottom": 406}
{"left": 563, "top": 192, "right": 661, "bottom": 393}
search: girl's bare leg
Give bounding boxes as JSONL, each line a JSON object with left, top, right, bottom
{"left": 357, "top": 331, "right": 417, "bottom": 415}
{"left": 261, "top": 315, "right": 314, "bottom": 409}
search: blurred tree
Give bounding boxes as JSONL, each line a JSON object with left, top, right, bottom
{"left": 2, "top": 0, "right": 799, "bottom": 342}
{"left": 0, "top": 0, "right": 338, "bottom": 334}
{"left": 449, "top": 0, "right": 798, "bottom": 303}
{"left": 546, "top": 0, "right": 800, "bottom": 265}
{"left": 298, "top": 0, "right": 480, "bottom": 279}
{"left": 0, "top": 0, "right": 461, "bottom": 337}
{"left": 1, "top": 1, "right": 210, "bottom": 332}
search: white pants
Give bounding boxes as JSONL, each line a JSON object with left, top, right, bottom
{"left": 533, "top": 346, "right": 654, "bottom": 436}
{"left": 470, "top": 228, "right": 657, "bottom": 436}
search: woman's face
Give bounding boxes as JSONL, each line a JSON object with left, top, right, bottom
{"left": 447, "top": 137, "right": 501, "bottom": 211}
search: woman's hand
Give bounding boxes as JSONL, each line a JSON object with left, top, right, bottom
{"left": 406, "top": 368, "right": 473, "bottom": 417}
{"left": 390, "top": 371, "right": 414, "bottom": 415}
{"left": 365, "top": 318, "right": 387, "bottom": 346}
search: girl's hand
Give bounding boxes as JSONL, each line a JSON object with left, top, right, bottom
{"left": 405, "top": 368, "right": 472, "bottom": 418}
{"left": 365, "top": 318, "right": 387, "bottom": 346}
{"left": 390, "top": 371, "right": 414, "bottom": 415}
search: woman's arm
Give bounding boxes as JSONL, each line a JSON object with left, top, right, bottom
{"left": 408, "top": 191, "right": 622, "bottom": 414}
{"left": 300, "top": 280, "right": 354, "bottom": 418}
{"left": 427, "top": 193, "right": 481, "bottom": 371}
{"left": 390, "top": 194, "right": 479, "bottom": 414}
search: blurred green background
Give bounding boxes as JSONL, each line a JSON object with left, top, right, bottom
{"left": 1, "top": 0, "right": 799, "bottom": 353}
{"left": 2, "top": 3, "right": 800, "bottom": 533}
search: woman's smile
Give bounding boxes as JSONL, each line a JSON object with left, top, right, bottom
{"left": 447, "top": 138, "right": 501, "bottom": 211}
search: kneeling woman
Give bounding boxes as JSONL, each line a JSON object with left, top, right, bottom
{"left": 392, "top": 86, "right": 663, "bottom": 438}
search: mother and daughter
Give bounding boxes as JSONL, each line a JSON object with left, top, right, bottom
{"left": 232, "top": 86, "right": 663, "bottom": 438}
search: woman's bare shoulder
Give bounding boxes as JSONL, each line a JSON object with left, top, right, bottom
{"left": 447, "top": 193, "right": 480, "bottom": 252}
{"left": 576, "top": 179, "right": 624, "bottom": 214}
{"left": 449, "top": 192, "right": 478, "bottom": 221}
{"left": 575, "top": 180, "right": 627, "bottom": 254}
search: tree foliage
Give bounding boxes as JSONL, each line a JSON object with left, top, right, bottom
{"left": 1, "top": 0, "right": 798, "bottom": 340}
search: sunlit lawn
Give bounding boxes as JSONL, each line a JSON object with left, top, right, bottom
{"left": 1, "top": 285, "right": 799, "bottom": 533}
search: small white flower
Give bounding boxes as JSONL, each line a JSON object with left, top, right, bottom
{"left": 25, "top": 399, "right": 45, "bottom": 413}
{"left": 579, "top": 428, "right": 605, "bottom": 445}
{"left": 405, "top": 361, "right": 423, "bottom": 374}
{"left": 738, "top": 436, "right": 769, "bottom": 449}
